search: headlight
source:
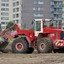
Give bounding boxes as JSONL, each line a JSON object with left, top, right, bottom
{"left": 30, "top": 35, "right": 32, "bottom": 37}
{"left": 49, "top": 34, "right": 55, "bottom": 37}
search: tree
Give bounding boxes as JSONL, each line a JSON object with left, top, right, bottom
{"left": 6, "top": 21, "right": 15, "bottom": 31}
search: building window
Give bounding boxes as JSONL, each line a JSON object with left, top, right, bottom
{"left": 13, "top": 2, "right": 16, "bottom": 7}
{"left": 1, "top": 22, "right": 5, "bottom": 24}
{"left": 1, "top": 3, "right": 9, "bottom": 6}
{"left": 51, "top": 2, "right": 54, "bottom": 5}
{"left": 1, "top": 0, "right": 9, "bottom": 2}
{"left": 34, "top": 14, "right": 43, "bottom": 17}
{"left": 1, "top": 12, "right": 9, "bottom": 16}
{"left": 38, "top": 1, "right": 44, "bottom": 4}
{"left": 38, "top": 8, "right": 41, "bottom": 11}
{"left": 1, "top": 8, "right": 9, "bottom": 11}
{"left": 33, "top": 8, "right": 36, "bottom": 10}
{"left": 63, "top": 8, "right": 64, "bottom": 11}
{"left": 6, "top": 22, "right": 8, "bottom": 24}
{"left": 51, "top": 14, "right": 54, "bottom": 18}
{"left": 54, "top": 8, "right": 62, "bottom": 13}
{"left": 13, "top": 14, "right": 15, "bottom": 18}
{"left": 1, "top": 26, "right": 6, "bottom": 29}
{"left": 63, "top": 1, "right": 64, "bottom": 4}
{"left": 6, "top": 4, "right": 9, "bottom": 6}
{"left": 13, "top": 8, "right": 15, "bottom": 12}
{"left": 33, "top": 1, "right": 37, "bottom": 4}
{"left": 38, "top": 8, "right": 43, "bottom": 11}
{"left": 1, "top": 8, "right": 5, "bottom": 11}
{"left": 62, "top": 14, "right": 64, "bottom": 19}
{"left": 50, "top": 8, "right": 54, "bottom": 12}
{"left": 1, "top": 17, "right": 9, "bottom": 20}
{"left": 13, "top": 1, "right": 19, "bottom": 6}
{"left": 13, "top": 0, "right": 16, "bottom": 1}
{"left": 54, "top": 1, "right": 62, "bottom": 6}
{"left": 16, "top": 14, "right": 19, "bottom": 18}
{"left": 1, "top": 3, "right": 5, "bottom": 6}
{"left": 16, "top": 20, "right": 19, "bottom": 23}
{"left": 16, "top": 8, "right": 19, "bottom": 12}
{"left": 16, "top": 1, "right": 19, "bottom": 6}
{"left": 54, "top": 14, "right": 62, "bottom": 19}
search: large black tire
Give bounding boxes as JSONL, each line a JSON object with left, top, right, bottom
{"left": 37, "top": 38, "right": 53, "bottom": 53}
{"left": 0, "top": 36, "right": 9, "bottom": 49}
{"left": 27, "top": 47, "right": 34, "bottom": 53}
{"left": 44, "top": 38, "right": 53, "bottom": 52}
{"left": 53, "top": 48, "right": 64, "bottom": 53}
{"left": 12, "top": 38, "right": 29, "bottom": 53}
{"left": 0, "top": 41, "right": 9, "bottom": 53}
{"left": 0, "top": 41, "right": 9, "bottom": 49}
{"left": 1, "top": 49, "right": 9, "bottom": 53}
{"left": 0, "top": 35, "right": 9, "bottom": 53}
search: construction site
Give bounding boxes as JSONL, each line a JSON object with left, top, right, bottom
{"left": 0, "top": 19, "right": 64, "bottom": 64}
{"left": 0, "top": 51, "right": 64, "bottom": 64}
{"left": 0, "top": 0, "right": 64, "bottom": 64}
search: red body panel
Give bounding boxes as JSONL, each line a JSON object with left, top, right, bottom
{"left": 43, "top": 27, "right": 64, "bottom": 48}
{"left": 2, "top": 24, "right": 35, "bottom": 42}
{"left": 17, "top": 29, "right": 35, "bottom": 42}
{"left": 43, "top": 27, "right": 62, "bottom": 40}
{"left": 2, "top": 24, "right": 64, "bottom": 49}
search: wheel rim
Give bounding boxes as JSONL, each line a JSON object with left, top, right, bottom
{"left": 40, "top": 43, "right": 45, "bottom": 50}
{"left": 41, "top": 44, "right": 44, "bottom": 49}
{"left": 17, "top": 44, "right": 22, "bottom": 49}
{"left": 16, "top": 43, "right": 23, "bottom": 51}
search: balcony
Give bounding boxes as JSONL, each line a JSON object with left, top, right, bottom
{"left": 54, "top": 5, "right": 62, "bottom": 8}
{"left": 53, "top": 11, "right": 62, "bottom": 14}
{"left": 54, "top": 0, "right": 62, "bottom": 1}
{"left": 53, "top": 17, "right": 62, "bottom": 20}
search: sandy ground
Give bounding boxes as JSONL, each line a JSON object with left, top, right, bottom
{"left": 0, "top": 43, "right": 63, "bottom": 64}
{"left": 0, "top": 50, "right": 64, "bottom": 64}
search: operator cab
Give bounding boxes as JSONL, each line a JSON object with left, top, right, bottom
{"left": 34, "top": 19, "right": 60, "bottom": 36}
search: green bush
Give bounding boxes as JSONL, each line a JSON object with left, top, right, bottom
{"left": 6, "top": 21, "right": 16, "bottom": 30}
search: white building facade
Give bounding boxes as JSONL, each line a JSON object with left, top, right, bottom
{"left": 0, "top": 0, "right": 22, "bottom": 30}
{"left": 0, "top": 0, "right": 64, "bottom": 30}
{"left": 13, "top": 0, "right": 22, "bottom": 28}
{"left": 0, "top": 0, "right": 13, "bottom": 30}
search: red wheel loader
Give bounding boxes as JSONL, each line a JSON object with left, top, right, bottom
{"left": 0, "top": 19, "right": 64, "bottom": 53}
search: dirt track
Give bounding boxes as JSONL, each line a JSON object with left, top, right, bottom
{"left": 0, "top": 51, "right": 64, "bottom": 64}
{"left": 0, "top": 44, "right": 64, "bottom": 64}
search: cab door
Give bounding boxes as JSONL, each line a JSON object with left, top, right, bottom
{"left": 34, "top": 19, "right": 43, "bottom": 36}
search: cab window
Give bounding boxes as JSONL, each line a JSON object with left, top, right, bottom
{"left": 35, "top": 21, "right": 41, "bottom": 31}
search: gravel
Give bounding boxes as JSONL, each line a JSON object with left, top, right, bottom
{"left": 0, "top": 51, "right": 64, "bottom": 64}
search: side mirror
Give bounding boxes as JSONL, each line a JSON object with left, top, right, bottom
{"left": 31, "top": 19, "right": 35, "bottom": 24}
{"left": 32, "top": 21, "right": 34, "bottom": 24}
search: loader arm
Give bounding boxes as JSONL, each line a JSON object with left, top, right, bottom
{"left": 1, "top": 24, "right": 15, "bottom": 35}
{"left": 1, "top": 24, "right": 20, "bottom": 35}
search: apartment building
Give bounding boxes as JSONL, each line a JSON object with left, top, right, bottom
{"left": 51, "top": 0, "right": 63, "bottom": 28}
{"left": 0, "top": 0, "right": 13, "bottom": 30}
{"left": 13, "top": 0, "right": 22, "bottom": 28}
{"left": 0, "top": 0, "right": 22, "bottom": 30}
{"left": 0, "top": 0, "right": 64, "bottom": 30}
{"left": 62, "top": 0, "right": 64, "bottom": 29}
{"left": 21, "top": 0, "right": 51, "bottom": 29}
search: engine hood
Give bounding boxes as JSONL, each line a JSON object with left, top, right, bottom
{"left": 43, "top": 27, "right": 63, "bottom": 33}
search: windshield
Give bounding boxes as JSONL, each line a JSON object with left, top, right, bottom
{"left": 43, "top": 20, "right": 61, "bottom": 28}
